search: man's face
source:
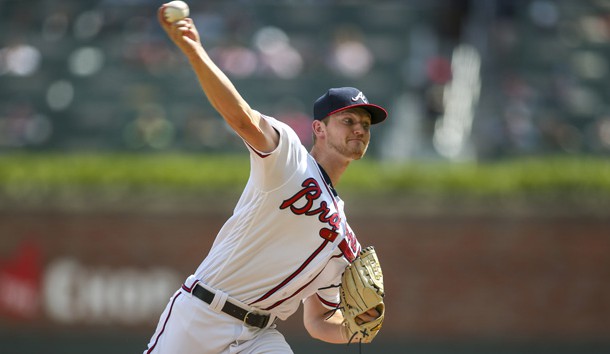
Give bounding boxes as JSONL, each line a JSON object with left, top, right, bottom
{"left": 323, "top": 107, "right": 372, "bottom": 160}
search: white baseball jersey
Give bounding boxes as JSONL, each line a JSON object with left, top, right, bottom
{"left": 190, "top": 114, "right": 362, "bottom": 320}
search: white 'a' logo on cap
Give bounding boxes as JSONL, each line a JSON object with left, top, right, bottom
{"left": 351, "top": 91, "right": 368, "bottom": 103}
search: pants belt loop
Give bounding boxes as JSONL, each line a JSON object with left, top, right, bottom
{"left": 209, "top": 289, "right": 229, "bottom": 314}
{"left": 266, "top": 314, "right": 277, "bottom": 329}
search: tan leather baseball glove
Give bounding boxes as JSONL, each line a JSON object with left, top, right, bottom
{"left": 340, "top": 246, "right": 385, "bottom": 343}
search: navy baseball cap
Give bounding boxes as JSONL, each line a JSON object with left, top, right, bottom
{"left": 313, "top": 87, "right": 388, "bottom": 124}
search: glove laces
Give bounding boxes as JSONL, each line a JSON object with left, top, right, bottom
{"left": 326, "top": 304, "right": 367, "bottom": 354}
{"left": 345, "top": 335, "right": 363, "bottom": 354}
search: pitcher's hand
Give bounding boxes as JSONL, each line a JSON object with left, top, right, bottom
{"left": 158, "top": 4, "right": 201, "bottom": 56}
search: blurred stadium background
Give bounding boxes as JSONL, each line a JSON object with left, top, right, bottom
{"left": 1, "top": 0, "right": 610, "bottom": 353}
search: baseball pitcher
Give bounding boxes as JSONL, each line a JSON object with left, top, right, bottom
{"left": 144, "top": 4, "right": 387, "bottom": 353}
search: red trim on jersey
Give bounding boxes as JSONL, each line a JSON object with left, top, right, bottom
{"left": 261, "top": 252, "right": 345, "bottom": 311}
{"left": 146, "top": 291, "right": 182, "bottom": 354}
{"left": 243, "top": 123, "right": 279, "bottom": 158}
{"left": 263, "top": 266, "right": 325, "bottom": 311}
{"left": 250, "top": 166, "right": 355, "bottom": 310}
{"left": 315, "top": 253, "right": 343, "bottom": 309}
{"left": 317, "top": 168, "right": 360, "bottom": 262}
{"left": 245, "top": 141, "right": 272, "bottom": 158}
{"left": 249, "top": 240, "right": 329, "bottom": 306}
{"left": 317, "top": 293, "right": 339, "bottom": 309}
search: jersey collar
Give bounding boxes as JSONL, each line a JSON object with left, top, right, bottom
{"left": 317, "top": 162, "right": 338, "bottom": 197}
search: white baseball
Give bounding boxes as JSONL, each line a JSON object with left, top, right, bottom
{"left": 164, "top": 1, "right": 190, "bottom": 23}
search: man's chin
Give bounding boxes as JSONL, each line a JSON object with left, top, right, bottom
{"left": 350, "top": 148, "right": 367, "bottom": 160}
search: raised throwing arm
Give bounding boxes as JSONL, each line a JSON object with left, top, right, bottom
{"left": 157, "top": 5, "right": 278, "bottom": 153}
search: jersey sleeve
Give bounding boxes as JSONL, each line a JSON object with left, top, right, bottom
{"left": 244, "top": 113, "right": 309, "bottom": 192}
{"left": 315, "top": 286, "right": 341, "bottom": 310}
{"left": 310, "top": 255, "right": 346, "bottom": 310}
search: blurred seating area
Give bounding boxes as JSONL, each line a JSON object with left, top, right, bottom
{"left": 0, "top": 0, "right": 609, "bottom": 160}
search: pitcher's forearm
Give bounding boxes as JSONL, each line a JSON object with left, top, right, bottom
{"left": 303, "top": 296, "right": 350, "bottom": 344}
{"left": 185, "top": 47, "right": 253, "bottom": 125}
{"left": 307, "top": 315, "right": 349, "bottom": 344}
{"left": 158, "top": 7, "right": 277, "bottom": 152}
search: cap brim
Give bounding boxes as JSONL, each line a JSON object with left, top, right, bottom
{"left": 326, "top": 104, "right": 388, "bottom": 124}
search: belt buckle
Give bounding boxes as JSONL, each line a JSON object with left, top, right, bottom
{"left": 243, "top": 310, "right": 270, "bottom": 328}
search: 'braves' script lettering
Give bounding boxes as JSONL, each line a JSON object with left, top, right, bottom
{"left": 280, "top": 178, "right": 359, "bottom": 261}
{"left": 279, "top": 178, "right": 321, "bottom": 214}
{"left": 280, "top": 179, "right": 341, "bottom": 237}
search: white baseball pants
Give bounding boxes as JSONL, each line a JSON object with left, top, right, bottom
{"left": 144, "top": 286, "right": 292, "bottom": 354}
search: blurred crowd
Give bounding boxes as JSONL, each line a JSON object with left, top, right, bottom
{"left": 0, "top": 0, "right": 609, "bottom": 161}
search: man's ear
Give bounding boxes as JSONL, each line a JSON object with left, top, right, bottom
{"left": 313, "top": 120, "right": 325, "bottom": 138}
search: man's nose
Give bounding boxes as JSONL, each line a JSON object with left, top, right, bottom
{"left": 353, "top": 123, "right": 367, "bottom": 135}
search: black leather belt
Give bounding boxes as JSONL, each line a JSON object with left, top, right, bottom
{"left": 190, "top": 284, "right": 271, "bottom": 329}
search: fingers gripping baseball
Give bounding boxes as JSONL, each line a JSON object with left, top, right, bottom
{"left": 157, "top": 5, "right": 201, "bottom": 55}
